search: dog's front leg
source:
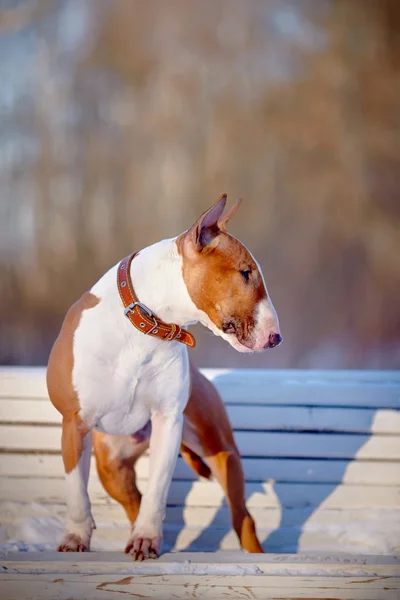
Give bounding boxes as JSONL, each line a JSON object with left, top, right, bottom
{"left": 125, "top": 411, "right": 183, "bottom": 560}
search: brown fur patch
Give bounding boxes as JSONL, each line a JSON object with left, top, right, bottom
{"left": 47, "top": 291, "right": 100, "bottom": 473}
{"left": 176, "top": 231, "right": 266, "bottom": 345}
{"left": 183, "top": 361, "right": 236, "bottom": 455}
{"left": 47, "top": 291, "right": 100, "bottom": 416}
{"left": 93, "top": 431, "right": 143, "bottom": 525}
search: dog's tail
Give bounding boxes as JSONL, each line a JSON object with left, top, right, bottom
{"left": 180, "top": 444, "right": 212, "bottom": 480}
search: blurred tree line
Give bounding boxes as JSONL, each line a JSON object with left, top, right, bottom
{"left": 0, "top": 0, "right": 399, "bottom": 368}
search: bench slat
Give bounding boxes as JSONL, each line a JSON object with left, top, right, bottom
{"left": 1, "top": 553, "right": 398, "bottom": 600}
{"left": 2, "top": 572, "right": 399, "bottom": 590}
{"left": 0, "top": 578, "right": 397, "bottom": 600}
{"left": 1, "top": 476, "right": 399, "bottom": 509}
{"left": 2, "top": 400, "right": 400, "bottom": 434}
{"left": 214, "top": 378, "right": 400, "bottom": 408}
{"left": 1, "top": 550, "right": 399, "bottom": 571}
{"left": 4, "top": 573, "right": 400, "bottom": 589}
{"left": 1, "top": 367, "right": 399, "bottom": 408}
{"left": 1, "top": 453, "right": 399, "bottom": 485}
{"left": 1, "top": 425, "right": 398, "bottom": 459}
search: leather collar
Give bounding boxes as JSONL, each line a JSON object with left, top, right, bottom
{"left": 117, "top": 252, "right": 196, "bottom": 348}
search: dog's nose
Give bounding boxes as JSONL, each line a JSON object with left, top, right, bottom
{"left": 264, "top": 333, "right": 282, "bottom": 349}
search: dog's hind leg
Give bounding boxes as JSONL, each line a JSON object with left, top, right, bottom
{"left": 46, "top": 291, "right": 100, "bottom": 551}
{"left": 206, "top": 448, "right": 263, "bottom": 553}
{"left": 58, "top": 417, "right": 95, "bottom": 552}
{"left": 183, "top": 363, "right": 263, "bottom": 553}
{"left": 180, "top": 443, "right": 212, "bottom": 480}
{"left": 93, "top": 431, "right": 146, "bottom": 527}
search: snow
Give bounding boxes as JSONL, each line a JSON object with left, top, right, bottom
{"left": 1, "top": 502, "right": 399, "bottom": 556}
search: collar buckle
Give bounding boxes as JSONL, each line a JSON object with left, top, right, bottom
{"left": 124, "top": 301, "right": 159, "bottom": 336}
{"left": 124, "top": 301, "right": 153, "bottom": 319}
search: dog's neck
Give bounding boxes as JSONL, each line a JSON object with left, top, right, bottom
{"left": 129, "top": 237, "right": 200, "bottom": 328}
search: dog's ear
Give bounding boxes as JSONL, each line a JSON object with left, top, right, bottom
{"left": 217, "top": 198, "right": 242, "bottom": 231}
{"left": 188, "top": 193, "right": 227, "bottom": 252}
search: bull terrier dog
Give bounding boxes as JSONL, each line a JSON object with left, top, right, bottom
{"left": 47, "top": 194, "right": 281, "bottom": 560}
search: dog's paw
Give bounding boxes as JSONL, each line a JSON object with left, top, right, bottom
{"left": 124, "top": 535, "right": 161, "bottom": 561}
{"left": 58, "top": 533, "right": 90, "bottom": 552}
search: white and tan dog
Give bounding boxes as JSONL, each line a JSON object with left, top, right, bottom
{"left": 47, "top": 194, "right": 281, "bottom": 560}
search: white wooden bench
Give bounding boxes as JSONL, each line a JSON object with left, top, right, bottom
{"left": 0, "top": 367, "right": 399, "bottom": 599}
{"left": 1, "top": 551, "right": 399, "bottom": 599}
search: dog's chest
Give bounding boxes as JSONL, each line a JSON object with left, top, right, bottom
{"left": 67, "top": 258, "right": 191, "bottom": 436}
{"left": 93, "top": 377, "right": 151, "bottom": 436}
{"left": 76, "top": 353, "right": 184, "bottom": 435}
{"left": 72, "top": 295, "right": 190, "bottom": 434}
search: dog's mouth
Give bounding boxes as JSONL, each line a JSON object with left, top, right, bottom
{"left": 201, "top": 314, "right": 268, "bottom": 353}
{"left": 220, "top": 317, "right": 282, "bottom": 353}
{"left": 221, "top": 319, "right": 237, "bottom": 335}
{"left": 221, "top": 318, "right": 256, "bottom": 353}
{"left": 226, "top": 335, "right": 255, "bottom": 353}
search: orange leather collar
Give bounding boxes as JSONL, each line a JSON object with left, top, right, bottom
{"left": 117, "top": 252, "right": 196, "bottom": 348}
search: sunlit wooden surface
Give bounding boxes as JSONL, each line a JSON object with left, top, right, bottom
{"left": 0, "top": 367, "right": 399, "bottom": 598}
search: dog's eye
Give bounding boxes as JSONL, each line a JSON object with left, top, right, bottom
{"left": 240, "top": 269, "right": 252, "bottom": 281}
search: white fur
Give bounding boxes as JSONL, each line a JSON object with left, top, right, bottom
{"left": 103, "top": 433, "right": 150, "bottom": 463}
{"left": 63, "top": 432, "right": 94, "bottom": 548}
{"left": 65, "top": 238, "right": 198, "bottom": 551}
{"left": 62, "top": 234, "right": 279, "bottom": 553}
{"left": 127, "top": 411, "right": 183, "bottom": 548}
{"left": 73, "top": 238, "right": 196, "bottom": 435}
{"left": 252, "top": 254, "right": 280, "bottom": 351}
{"left": 251, "top": 297, "right": 280, "bottom": 351}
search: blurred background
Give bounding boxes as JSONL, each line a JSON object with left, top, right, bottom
{"left": 0, "top": 0, "right": 399, "bottom": 369}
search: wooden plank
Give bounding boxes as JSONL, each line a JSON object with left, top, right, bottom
{"left": 8, "top": 572, "right": 400, "bottom": 595}
{"left": 0, "top": 368, "right": 48, "bottom": 399}
{"left": 210, "top": 374, "right": 400, "bottom": 408}
{"left": 227, "top": 405, "right": 400, "bottom": 434}
{"left": 2, "top": 550, "right": 398, "bottom": 573}
{"left": 1, "top": 553, "right": 398, "bottom": 597}
{"left": 1, "top": 476, "right": 399, "bottom": 509}
{"left": 0, "top": 573, "right": 400, "bottom": 592}
{"left": 2, "top": 399, "right": 400, "bottom": 435}
{"left": 1, "top": 424, "right": 399, "bottom": 460}
{"left": 2, "top": 366, "right": 400, "bottom": 407}
{"left": 202, "top": 368, "right": 400, "bottom": 383}
{"left": 1, "top": 453, "right": 399, "bottom": 485}
{"left": 1, "top": 547, "right": 399, "bottom": 599}
{"left": 0, "top": 425, "right": 61, "bottom": 451}
{"left": 2, "top": 572, "right": 399, "bottom": 589}
{"left": 0, "top": 577, "right": 397, "bottom": 600}
{"left": 0, "top": 400, "right": 61, "bottom": 424}
{"left": 232, "top": 432, "right": 400, "bottom": 460}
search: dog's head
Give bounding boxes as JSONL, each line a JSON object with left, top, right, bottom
{"left": 177, "top": 194, "right": 281, "bottom": 353}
